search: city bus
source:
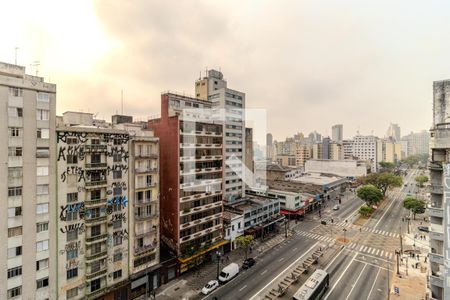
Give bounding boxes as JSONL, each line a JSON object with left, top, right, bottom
{"left": 293, "top": 269, "right": 329, "bottom": 300}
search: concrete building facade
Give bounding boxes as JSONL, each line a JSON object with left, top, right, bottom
{"left": 332, "top": 124, "right": 343, "bottom": 143}
{"left": 352, "top": 135, "right": 378, "bottom": 172}
{"left": 0, "top": 62, "right": 57, "bottom": 300}
{"left": 295, "top": 144, "right": 312, "bottom": 167}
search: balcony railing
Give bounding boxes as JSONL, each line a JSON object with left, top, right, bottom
{"left": 86, "top": 250, "right": 108, "bottom": 261}
{"left": 429, "top": 273, "right": 444, "bottom": 288}
{"left": 86, "top": 267, "right": 107, "bottom": 280}
{"left": 180, "top": 143, "right": 222, "bottom": 149}
{"left": 85, "top": 180, "right": 107, "bottom": 187}
{"left": 135, "top": 226, "right": 157, "bottom": 237}
{"left": 429, "top": 230, "right": 444, "bottom": 241}
{"left": 136, "top": 152, "right": 158, "bottom": 158}
{"left": 180, "top": 130, "right": 222, "bottom": 136}
{"left": 135, "top": 167, "right": 158, "bottom": 174}
{"left": 85, "top": 162, "right": 107, "bottom": 169}
{"left": 85, "top": 215, "right": 107, "bottom": 224}
{"left": 84, "top": 144, "right": 107, "bottom": 152}
{"left": 429, "top": 185, "right": 443, "bottom": 194}
{"left": 136, "top": 182, "right": 158, "bottom": 189}
{"left": 85, "top": 198, "right": 106, "bottom": 206}
{"left": 136, "top": 198, "right": 153, "bottom": 205}
{"left": 428, "top": 207, "right": 444, "bottom": 218}
{"left": 429, "top": 252, "right": 444, "bottom": 265}
{"left": 135, "top": 243, "right": 158, "bottom": 255}
{"left": 135, "top": 212, "right": 158, "bottom": 220}
{"left": 86, "top": 233, "right": 108, "bottom": 243}
{"left": 429, "top": 161, "right": 443, "bottom": 171}
{"left": 86, "top": 287, "right": 107, "bottom": 299}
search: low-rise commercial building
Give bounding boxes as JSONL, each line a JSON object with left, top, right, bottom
{"left": 305, "top": 159, "right": 370, "bottom": 178}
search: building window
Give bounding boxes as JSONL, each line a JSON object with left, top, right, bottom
{"left": 90, "top": 189, "right": 101, "bottom": 200}
{"left": 8, "top": 107, "right": 23, "bottom": 117}
{"left": 7, "top": 286, "right": 22, "bottom": 299}
{"left": 90, "top": 225, "right": 101, "bottom": 236}
{"left": 113, "top": 219, "right": 122, "bottom": 229}
{"left": 7, "top": 266, "right": 22, "bottom": 279}
{"left": 8, "top": 167, "right": 22, "bottom": 178}
{"left": 36, "top": 277, "right": 49, "bottom": 289}
{"left": 36, "top": 240, "right": 49, "bottom": 252}
{"left": 91, "top": 242, "right": 102, "bottom": 255}
{"left": 113, "top": 252, "right": 122, "bottom": 262}
{"left": 36, "top": 258, "right": 49, "bottom": 271}
{"left": 36, "top": 203, "right": 49, "bottom": 214}
{"left": 36, "top": 147, "right": 50, "bottom": 158}
{"left": 36, "top": 166, "right": 49, "bottom": 176}
{"left": 67, "top": 155, "right": 78, "bottom": 164}
{"left": 37, "top": 128, "right": 49, "bottom": 139}
{"left": 7, "top": 246, "right": 22, "bottom": 258}
{"left": 67, "top": 248, "right": 78, "bottom": 260}
{"left": 113, "top": 269, "right": 122, "bottom": 280}
{"left": 37, "top": 92, "right": 49, "bottom": 103}
{"left": 8, "top": 186, "right": 22, "bottom": 197}
{"left": 113, "top": 186, "right": 122, "bottom": 196}
{"left": 36, "top": 222, "right": 49, "bottom": 233}
{"left": 67, "top": 192, "right": 78, "bottom": 202}
{"left": 9, "top": 87, "right": 23, "bottom": 97}
{"left": 8, "top": 226, "right": 22, "bottom": 237}
{"left": 8, "top": 147, "right": 22, "bottom": 157}
{"left": 66, "top": 287, "right": 78, "bottom": 299}
{"left": 113, "top": 235, "right": 122, "bottom": 246}
{"left": 90, "top": 278, "right": 101, "bottom": 292}
{"left": 9, "top": 127, "right": 21, "bottom": 137}
{"left": 113, "top": 170, "right": 122, "bottom": 179}
{"left": 67, "top": 229, "right": 78, "bottom": 242}
{"left": 8, "top": 207, "right": 22, "bottom": 217}
{"left": 36, "top": 109, "right": 49, "bottom": 120}
{"left": 66, "top": 268, "right": 78, "bottom": 280}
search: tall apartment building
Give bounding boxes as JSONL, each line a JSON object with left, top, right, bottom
{"left": 352, "top": 135, "right": 378, "bottom": 172}
{"left": 0, "top": 62, "right": 56, "bottom": 300}
{"left": 195, "top": 70, "right": 245, "bottom": 202}
{"left": 329, "top": 142, "right": 344, "bottom": 160}
{"left": 332, "top": 124, "right": 343, "bottom": 143}
{"left": 295, "top": 144, "right": 312, "bottom": 167}
{"left": 386, "top": 123, "right": 401, "bottom": 142}
{"left": 343, "top": 139, "right": 354, "bottom": 159}
{"left": 402, "top": 130, "right": 430, "bottom": 156}
{"left": 376, "top": 138, "right": 402, "bottom": 164}
{"left": 311, "top": 138, "right": 342, "bottom": 161}
{"left": 148, "top": 93, "right": 225, "bottom": 274}
{"left": 428, "top": 79, "right": 450, "bottom": 300}
{"left": 55, "top": 113, "right": 131, "bottom": 299}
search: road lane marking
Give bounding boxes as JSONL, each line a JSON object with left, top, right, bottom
{"left": 374, "top": 188, "right": 402, "bottom": 228}
{"left": 375, "top": 249, "right": 380, "bottom": 256}
{"left": 381, "top": 250, "right": 384, "bottom": 257}
{"left": 345, "top": 264, "right": 367, "bottom": 300}
{"left": 367, "top": 268, "right": 381, "bottom": 300}
{"left": 239, "top": 285, "right": 247, "bottom": 291}
{"left": 292, "top": 247, "right": 298, "bottom": 252}
{"left": 388, "top": 253, "right": 393, "bottom": 259}
{"left": 370, "top": 248, "right": 375, "bottom": 254}
{"left": 278, "top": 257, "right": 284, "bottom": 262}
{"left": 248, "top": 242, "right": 319, "bottom": 300}
{"left": 324, "top": 251, "right": 359, "bottom": 300}
{"left": 260, "top": 270, "right": 267, "bottom": 276}
{"left": 359, "top": 245, "right": 364, "bottom": 251}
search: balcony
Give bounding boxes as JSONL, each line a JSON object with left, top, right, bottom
{"left": 180, "top": 200, "right": 222, "bottom": 216}
{"left": 135, "top": 226, "right": 157, "bottom": 238}
{"left": 429, "top": 252, "right": 444, "bottom": 265}
{"left": 180, "top": 224, "right": 222, "bottom": 244}
{"left": 180, "top": 167, "right": 222, "bottom": 176}
{"left": 86, "top": 267, "right": 107, "bottom": 280}
{"left": 136, "top": 182, "right": 157, "bottom": 190}
{"left": 180, "top": 130, "right": 222, "bottom": 137}
{"left": 84, "top": 144, "right": 107, "bottom": 153}
{"left": 135, "top": 167, "right": 158, "bottom": 174}
{"left": 180, "top": 143, "right": 222, "bottom": 149}
{"left": 135, "top": 212, "right": 158, "bottom": 220}
{"left": 86, "top": 250, "right": 108, "bottom": 261}
{"left": 430, "top": 273, "right": 444, "bottom": 288}
{"left": 85, "top": 180, "right": 107, "bottom": 187}
{"left": 431, "top": 125, "right": 450, "bottom": 149}
{"left": 429, "top": 185, "right": 443, "bottom": 194}
{"left": 85, "top": 215, "right": 107, "bottom": 225}
{"left": 85, "top": 198, "right": 107, "bottom": 207}
{"left": 85, "top": 162, "right": 107, "bottom": 169}
{"left": 428, "top": 207, "right": 444, "bottom": 218}
{"left": 86, "top": 287, "right": 107, "bottom": 300}
{"left": 429, "top": 161, "right": 443, "bottom": 171}
{"left": 135, "top": 198, "right": 153, "bottom": 206}
{"left": 180, "top": 178, "right": 223, "bottom": 189}
{"left": 180, "top": 212, "right": 222, "bottom": 230}
{"left": 430, "top": 230, "right": 444, "bottom": 241}
{"left": 85, "top": 233, "right": 108, "bottom": 243}
{"left": 180, "top": 155, "right": 223, "bottom": 162}
{"left": 180, "top": 190, "right": 222, "bottom": 203}
{"left": 136, "top": 152, "right": 158, "bottom": 159}
{"left": 135, "top": 242, "right": 158, "bottom": 255}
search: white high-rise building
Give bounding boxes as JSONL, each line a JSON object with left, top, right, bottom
{"left": 386, "top": 123, "right": 401, "bottom": 142}
{"left": 195, "top": 70, "right": 246, "bottom": 203}
{"left": 352, "top": 135, "right": 378, "bottom": 172}
{"left": 0, "top": 62, "right": 57, "bottom": 300}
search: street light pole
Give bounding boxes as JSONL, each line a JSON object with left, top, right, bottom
{"left": 399, "top": 221, "right": 403, "bottom": 254}
{"left": 395, "top": 249, "right": 400, "bottom": 275}
{"left": 216, "top": 251, "right": 221, "bottom": 279}
{"left": 387, "top": 261, "right": 391, "bottom": 300}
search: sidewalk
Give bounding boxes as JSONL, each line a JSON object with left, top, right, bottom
{"left": 155, "top": 230, "right": 294, "bottom": 299}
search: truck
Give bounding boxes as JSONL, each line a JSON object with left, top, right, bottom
{"left": 218, "top": 263, "right": 239, "bottom": 283}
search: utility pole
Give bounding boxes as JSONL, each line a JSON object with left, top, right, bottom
{"left": 216, "top": 251, "right": 221, "bottom": 279}
{"left": 285, "top": 218, "right": 288, "bottom": 238}
{"left": 395, "top": 249, "right": 400, "bottom": 275}
{"left": 387, "top": 261, "right": 391, "bottom": 300}
{"left": 399, "top": 221, "right": 403, "bottom": 254}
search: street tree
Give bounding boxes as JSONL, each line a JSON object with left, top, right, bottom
{"left": 379, "top": 161, "right": 395, "bottom": 172}
{"left": 403, "top": 197, "right": 426, "bottom": 220}
{"left": 415, "top": 175, "right": 429, "bottom": 188}
{"left": 236, "top": 235, "right": 254, "bottom": 259}
{"left": 402, "top": 155, "right": 420, "bottom": 168}
{"left": 359, "top": 205, "right": 375, "bottom": 218}
{"left": 356, "top": 184, "right": 383, "bottom": 207}
{"left": 358, "top": 172, "right": 403, "bottom": 196}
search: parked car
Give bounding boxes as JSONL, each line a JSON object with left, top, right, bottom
{"left": 218, "top": 263, "right": 239, "bottom": 283}
{"left": 201, "top": 280, "right": 219, "bottom": 295}
{"left": 333, "top": 205, "right": 340, "bottom": 211}
{"left": 418, "top": 226, "right": 429, "bottom": 233}
{"left": 242, "top": 258, "right": 256, "bottom": 269}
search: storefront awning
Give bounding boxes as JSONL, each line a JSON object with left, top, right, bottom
{"left": 280, "top": 209, "right": 305, "bottom": 216}
{"left": 178, "top": 240, "right": 229, "bottom": 264}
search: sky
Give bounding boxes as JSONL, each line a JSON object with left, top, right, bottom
{"left": 2, "top": 0, "right": 450, "bottom": 142}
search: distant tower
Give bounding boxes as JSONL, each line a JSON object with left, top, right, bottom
{"left": 266, "top": 133, "right": 273, "bottom": 146}
{"left": 331, "top": 124, "right": 343, "bottom": 143}
{"left": 386, "top": 123, "right": 401, "bottom": 142}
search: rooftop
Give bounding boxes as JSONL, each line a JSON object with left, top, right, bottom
{"left": 292, "top": 173, "right": 345, "bottom": 186}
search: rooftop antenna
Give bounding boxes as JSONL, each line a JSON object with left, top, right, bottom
{"left": 121, "top": 89, "right": 124, "bottom": 115}
{"left": 30, "top": 61, "right": 40, "bottom": 76}
{"left": 14, "top": 47, "right": 19, "bottom": 65}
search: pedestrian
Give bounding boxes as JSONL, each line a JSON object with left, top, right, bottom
{"left": 417, "top": 254, "right": 420, "bottom": 261}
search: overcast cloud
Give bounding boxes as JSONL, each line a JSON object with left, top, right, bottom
{"left": 2, "top": 0, "right": 450, "bottom": 141}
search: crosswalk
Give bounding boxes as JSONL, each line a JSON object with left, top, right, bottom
{"left": 296, "top": 231, "right": 395, "bottom": 260}
{"left": 333, "top": 221, "right": 400, "bottom": 238}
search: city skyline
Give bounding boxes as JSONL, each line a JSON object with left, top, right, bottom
{"left": 2, "top": 1, "right": 450, "bottom": 140}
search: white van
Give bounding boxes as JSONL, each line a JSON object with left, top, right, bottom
{"left": 218, "top": 263, "right": 239, "bottom": 283}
